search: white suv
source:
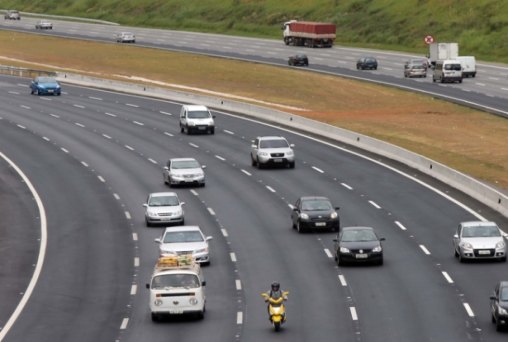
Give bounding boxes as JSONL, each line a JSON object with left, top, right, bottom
{"left": 179, "top": 105, "right": 215, "bottom": 134}
{"left": 251, "top": 136, "right": 295, "bottom": 169}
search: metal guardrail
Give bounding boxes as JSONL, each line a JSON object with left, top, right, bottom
{"left": 0, "top": 65, "right": 56, "bottom": 78}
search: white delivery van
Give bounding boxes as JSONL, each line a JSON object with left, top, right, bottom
{"left": 179, "top": 104, "right": 215, "bottom": 135}
{"left": 147, "top": 255, "right": 206, "bottom": 321}
{"left": 456, "top": 56, "right": 476, "bottom": 78}
{"left": 433, "top": 60, "right": 463, "bottom": 83}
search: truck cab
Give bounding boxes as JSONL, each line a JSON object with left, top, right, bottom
{"left": 147, "top": 255, "right": 206, "bottom": 321}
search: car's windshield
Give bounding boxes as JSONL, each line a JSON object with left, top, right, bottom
{"left": 260, "top": 139, "right": 289, "bottom": 149}
{"left": 462, "top": 225, "right": 501, "bottom": 238}
{"left": 501, "top": 287, "right": 508, "bottom": 301}
{"left": 342, "top": 229, "right": 377, "bottom": 242}
{"left": 302, "top": 200, "right": 332, "bottom": 211}
{"left": 187, "top": 110, "right": 211, "bottom": 119}
{"left": 172, "top": 160, "right": 200, "bottom": 169}
{"left": 163, "top": 231, "right": 204, "bottom": 243}
{"left": 37, "top": 77, "right": 56, "bottom": 83}
{"left": 149, "top": 196, "right": 179, "bottom": 207}
{"left": 151, "top": 274, "right": 200, "bottom": 289}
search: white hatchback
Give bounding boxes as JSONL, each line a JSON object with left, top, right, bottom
{"left": 143, "top": 192, "right": 184, "bottom": 227}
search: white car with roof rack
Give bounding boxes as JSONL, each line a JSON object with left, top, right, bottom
{"left": 146, "top": 255, "right": 206, "bottom": 321}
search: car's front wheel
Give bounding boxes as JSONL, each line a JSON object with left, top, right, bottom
{"left": 296, "top": 221, "right": 306, "bottom": 233}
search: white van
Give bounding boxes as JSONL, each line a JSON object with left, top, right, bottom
{"left": 147, "top": 256, "right": 206, "bottom": 321}
{"left": 179, "top": 104, "right": 215, "bottom": 135}
{"left": 456, "top": 56, "right": 476, "bottom": 78}
{"left": 433, "top": 59, "right": 462, "bottom": 83}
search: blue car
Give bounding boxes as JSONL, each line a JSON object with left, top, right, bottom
{"left": 30, "top": 76, "right": 61, "bottom": 96}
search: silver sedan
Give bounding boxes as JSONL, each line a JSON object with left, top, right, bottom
{"left": 453, "top": 221, "right": 506, "bottom": 262}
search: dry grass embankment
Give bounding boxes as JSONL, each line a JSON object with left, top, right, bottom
{"left": 1, "top": 31, "right": 506, "bottom": 190}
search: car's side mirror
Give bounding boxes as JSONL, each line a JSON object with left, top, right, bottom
{"left": 335, "top": 207, "right": 340, "bottom": 210}
{"left": 181, "top": 202, "right": 185, "bottom": 206}
{"left": 333, "top": 239, "right": 338, "bottom": 242}
{"left": 146, "top": 284, "right": 150, "bottom": 289}
{"left": 206, "top": 236, "right": 213, "bottom": 241}
{"left": 202, "top": 281, "right": 207, "bottom": 286}
{"left": 201, "top": 165, "right": 206, "bottom": 169}
{"left": 292, "top": 207, "right": 298, "bottom": 211}
{"left": 290, "top": 144, "right": 295, "bottom": 147}
{"left": 212, "top": 115, "right": 216, "bottom": 118}
{"left": 143, "top": 203, "right": 148, "bottom": 208}
{"left": 380, "top": 238, "right": 386, "bottom": 241}
{"left": 490, "top": 295, "right": 496, "bottom": 300}
{"left": 163, "top": 166, "right": 169, "bottom": 170}
{"left": 154, "top": 238, "right": 161, "bottom": 243}
{"left": 453, "top": 234, "right": 458, "bottom": 239}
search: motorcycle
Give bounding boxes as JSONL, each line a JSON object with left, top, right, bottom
{"left": 261, "top": 291, "right": 289, "bottom": 331}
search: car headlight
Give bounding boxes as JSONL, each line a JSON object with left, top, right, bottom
{"left": 286, "top": 150, "right": 294, "bottom": 156}
{"left": 460, "top": 242, "right": 473, "bottom": 250}
{"left": 340, "top": 247, "right": 350, "bottom": 253}
{"left": 194, "top": 247, "right": 208, "bottom": 254}
{"left": 189, "top": 297, "right": 198, "bottom": 305}
{"left": 300, "top": 213, "right": 309, "bottom": 220}
{"left": 499, "top": 307, "right": 508, "bottom": 315}
{"left": 175, "top": 209, "right": 183, "bottom": 216}
{"left": 496, "top": 241, "right": 506, "bottom": 249}
{"left": 259, "top": 152, "right": 268, "bottom": 157}
{"left": 330, "top": 212, "right": 338, "bottom": 219}
{"left": 188, "top": 121, "right": 196, "bottom": 126}
{"left": 147, "top": 210, "right": 157, "bottom": 216}
{"left": 160, "top": 250, "right": 177, "bottom": 256}
{"left": 372, "top": 246, "right": 382, "bottom": 252}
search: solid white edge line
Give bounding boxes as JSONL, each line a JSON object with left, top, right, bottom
{"left": 237, "top": 311, "right": 243, "bottom": 324}
{"left": 236, "top": 280, "right": 242, "bottom": 290}
{"left": 324, "top": 249, "right": 333, "bottom": 258}
{"left": 369, "top": 200, "right": 381, "bottom": 209}
{"left": 442, "top": 271, "right": 454, "bottom": 284}
{"left": 338, "top": 275, "right": 347, "bottom": 287}
{"left": 463, "top": 303, "right": 475, "bottom": 317}
{"left": 0, "top": 152, "right": 47, "bottom": 341}
{"left": 349, "top": 307, "right": 358, "bottom": 321}
{"left": 214, "top": 110, "right": 488, "bottom": 222}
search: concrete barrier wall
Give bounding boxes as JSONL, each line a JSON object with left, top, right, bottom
{"left": 56, "top": 72, "right": 508, "bottom": 217}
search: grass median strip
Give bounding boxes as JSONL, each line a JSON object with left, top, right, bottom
{"left": 1, "top": 30, "right": 507, "bottom": 190}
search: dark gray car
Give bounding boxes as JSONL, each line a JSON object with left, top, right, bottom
{"left": 291, "top": 196, "right": 340, "bottom": 233}
{"left": 490, "top": 281, "right": 508, "bottom": 331}
{"left": 333, "top": 226, "right": 385, "bottom": 266}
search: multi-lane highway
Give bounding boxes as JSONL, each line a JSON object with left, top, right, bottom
{"left": 1, "top": 16, "right": 508, "bottom": 342}
{"left": 0, "top": 75, "right": 507, "bottom": 341}
{"left": 1, "top": 17, "right": 508, "bottom": 118}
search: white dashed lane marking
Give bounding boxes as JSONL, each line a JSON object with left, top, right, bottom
{"left": 350, "top": 307, "right": 358, "bottom": 321}
{"left": 463, "top": 303, "right": 475, "bottom": 317}
{"left": 395, "top": 221, "right": 407, "bottom": 231}
{"left": 419, "top": 245, "right": 431, "bottom": 255}
{"left": 312, "top": 166, "right": 324, "bottom": 173}
{"left": 341, "top": 183, "right": 353, "bottom": 190}
{"left": 369, "top": 200, "right": 381, "bottom": 209}
{"left": 241, "top": 169, "right": 252, "bottom": 176}
{"left": 266, "top": 186, "right": 276, "bottom": 193}
{"left": 338, "top": 275, "right": 347, "bottom": 286}
{"left": 442, "top": 271, "right": 454, "bottom": 284}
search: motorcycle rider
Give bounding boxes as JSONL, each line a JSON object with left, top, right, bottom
{"left": 264, "top": 282, "right": 287, "bottom": 314}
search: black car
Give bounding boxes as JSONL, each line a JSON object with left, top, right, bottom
{"left": 288, "top": 54, "right": 309, "bottom": 66}
{"left": 356, "top": 57, "right": 378, "bottom": 70}
{"left": 333, "top": 226, "right": 384, "bottom": 265}
{"left": 291, "top": 196, "right": 340, "bottom": 233}
{"left": 490, "top": 281, "right": 508, "bottom": 331}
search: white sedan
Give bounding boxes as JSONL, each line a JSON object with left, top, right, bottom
{"left": 155, "top": 226, "right": 212, "bottom": 265}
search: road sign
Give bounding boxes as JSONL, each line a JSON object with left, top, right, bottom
{"left": 424, "top": 35, "right": 434, "bottom": 44}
